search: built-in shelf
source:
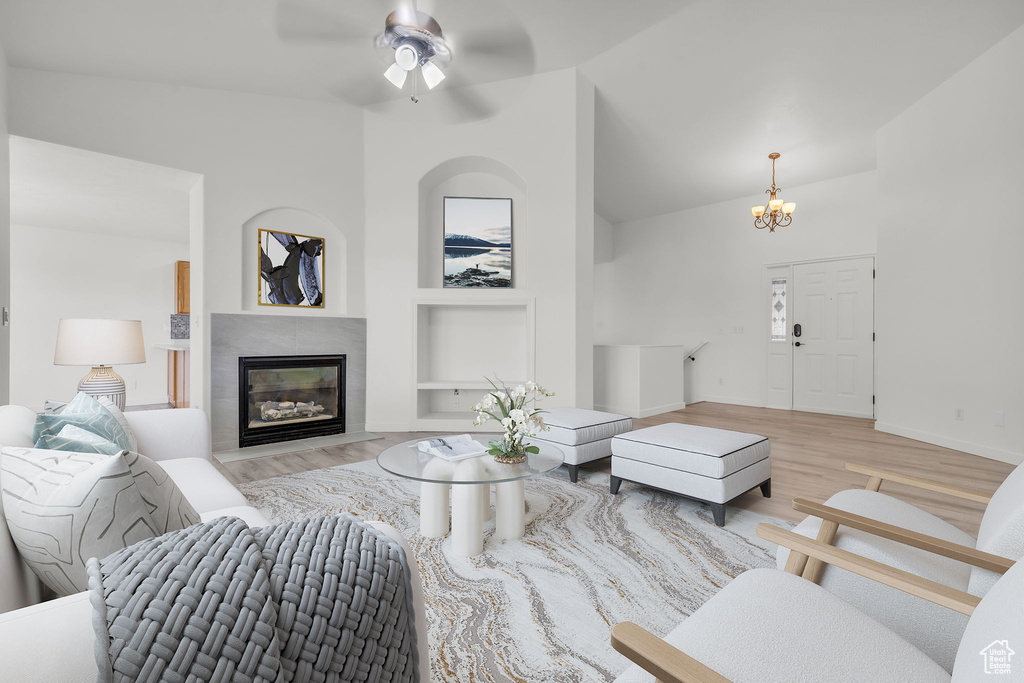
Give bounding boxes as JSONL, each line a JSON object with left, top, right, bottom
{"left": 413, "top": 298, "right": 535, "bottom": 428}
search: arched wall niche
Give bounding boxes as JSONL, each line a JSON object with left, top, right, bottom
{"left": 241, "top": 207, "right": 348, "bottom": 314}
{"left": 417, "top": 156, "right": 528, "bottom": 289}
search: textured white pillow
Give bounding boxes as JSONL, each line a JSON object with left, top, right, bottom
{"left": 96, "top": 396, "right": 139, "bottom": 453}
{"left": 0, "top": 447, "right": 200, "bottom": 596}
{"left": 121, "top": 450, "right": 201, "bottom": 532}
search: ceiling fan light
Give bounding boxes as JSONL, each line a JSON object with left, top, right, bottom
{"left": 421, "top": 60, "right": 446, "bottom": 89}
{"left": 384, "top": 62, "right": 408, "bottom": 89}
{"left": 782, "top": 202, "right": 796, "bottom": 215}
{"left": 394, "top": 44, "right": 419, "bottom": 71}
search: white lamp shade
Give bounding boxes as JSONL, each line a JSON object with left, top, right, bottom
{"left": 421, "top": 60, "right": 446, "bottom": 89}
{"left": 54, "top": 319, "right": 146, "bottom": 366}
{"left": 384, "top": 61, "right": 408, "bottom": 89}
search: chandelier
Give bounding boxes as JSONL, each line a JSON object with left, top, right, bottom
{"left": 751, "top": 152, "right": 796, "bottom": 232}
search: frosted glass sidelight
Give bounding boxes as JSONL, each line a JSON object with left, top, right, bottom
{"left": 771, "top": 278, "right": 788, "bottom": 341}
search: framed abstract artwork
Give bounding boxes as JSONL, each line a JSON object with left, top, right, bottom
{"left": 443, "top": 196, "right": 512, "bottom": 288}
{"left": 258, "top": 229, "right": 325, "bottom": 307}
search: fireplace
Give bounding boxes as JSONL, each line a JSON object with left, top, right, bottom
{"left": 238, "top": 354, "right": 346, "bottom": 448}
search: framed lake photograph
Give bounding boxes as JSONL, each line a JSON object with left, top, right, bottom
{"left": 443, "top": 196, "right": 512, "bottom": 288}
{"left": 258, "top": 229, "right": 325, "bottom": 307}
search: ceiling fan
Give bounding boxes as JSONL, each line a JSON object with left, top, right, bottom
{"left": 275, "top": 0, "right": 536, "bottom": 117}
{"left": 377, "top": 8, "right": 450, "bottom": 98}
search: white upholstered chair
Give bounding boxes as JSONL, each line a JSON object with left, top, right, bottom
{"left": 775, "top": 461, "right": 1024, "bottom": 671}
{"left": 612, "top": 523, "right": 1024, "bottom": 683}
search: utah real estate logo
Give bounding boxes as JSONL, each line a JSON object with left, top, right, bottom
{"left": 980, "top": 640, "right": 1015, "bottom": 675}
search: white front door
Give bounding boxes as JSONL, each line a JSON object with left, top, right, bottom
{"left": 791, "top": 257, "right": 874, "bottom": 418}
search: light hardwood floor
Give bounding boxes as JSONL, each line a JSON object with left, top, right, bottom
{"left": 215, "top": 402, "right": 1015, "bottom": 536}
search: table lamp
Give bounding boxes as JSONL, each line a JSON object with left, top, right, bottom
{"left": 53, "top": 319, "right": 147, "bottom": 410}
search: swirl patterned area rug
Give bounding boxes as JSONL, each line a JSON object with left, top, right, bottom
{"left": 238, "top": 460, "right": 792, "bottom": 682}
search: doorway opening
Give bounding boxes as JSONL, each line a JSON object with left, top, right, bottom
{"left": 765, "top": 255, "right": 875, "bottom": 418}
{"left": 8, "top": 136, "right": 203, "bottom": 411}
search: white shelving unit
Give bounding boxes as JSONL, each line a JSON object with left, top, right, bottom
{"left": 413, "top": 295, "right": 535, "bottom": 432}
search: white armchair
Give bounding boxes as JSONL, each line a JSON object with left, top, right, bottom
{"left": 612, "top": 524, "right": 1024, "bottom": 682}
{"left": 775, "top": 461, "right": 1024, "bottom": 671}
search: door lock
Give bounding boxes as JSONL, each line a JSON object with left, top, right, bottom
{"left": 793, "top": 323, "right": 802, "bottom": 338}
{"left": 794, "top": 341, "right": 805, "bottom": 347}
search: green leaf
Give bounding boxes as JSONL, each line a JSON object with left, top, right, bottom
{"left": 525, "top": 445, "right": 540, "bottom": 454}
{"left": 492, "top": 393, "right": 510, "bottom": 418}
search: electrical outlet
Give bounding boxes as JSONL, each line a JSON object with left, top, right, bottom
{"left": 2, "top": 307, "right": 8, "bottom": 326}
{"left": 718, "top": 377, "right": 725, "bottom": 387}
{"left": 994, "top": 410, "right": 1005, "bottom": 427}
{"left": 954, "top": 408, "right": 964, "bottom": 422}
{"left": 129, "top": 380, "right": 138, "bottom": 390}
{"left": 453, "top": 388, "right": 460, "bottom": 409}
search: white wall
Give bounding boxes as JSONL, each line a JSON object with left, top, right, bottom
{"left": 7, "top": 68, "right": 366, "bottom": 413}
{"left": 0, "top": 41, "right": 9, "bottom": 404}
{"left": 875, "top": 25, "right": 1024, "bottom": 465}
{"left": 10, "top": 224, "right": 188, "bottom": 409}
{"left": 596, "top": 170, "right": 878, "bottom": 406}
{"left": 363, "top": 68, "right": 595, "bottom": 431}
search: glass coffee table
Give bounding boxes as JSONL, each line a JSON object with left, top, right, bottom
{"left": 377, "top": 435, "right": 564, "bottom": 556}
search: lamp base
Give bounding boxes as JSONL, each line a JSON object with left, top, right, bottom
{"left": 77, "top": 366, "right": 126, "bottom": 410}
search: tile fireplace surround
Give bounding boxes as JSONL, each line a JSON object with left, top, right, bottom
{"left": 210, "top": 313, "right": 367, "bottom": 452}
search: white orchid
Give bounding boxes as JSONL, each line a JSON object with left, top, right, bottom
{"left": 471, "top": 377, "right": 553, "bottom": 460}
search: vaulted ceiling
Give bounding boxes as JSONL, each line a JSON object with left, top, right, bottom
{"left": 2, "top": 0, "right": 1022, "bottom": 223}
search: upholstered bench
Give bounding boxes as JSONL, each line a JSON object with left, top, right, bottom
{"left": 531, "top": 407, "right": 633, "bottom": 482}
{"left": 610, "top": 423, "right": 771, "bottom": 526}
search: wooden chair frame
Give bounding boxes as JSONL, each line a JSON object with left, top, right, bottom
{"left": 611, "top": 525, "right": 982, "bottom": 683}
{"left": 845, "top": 461, "right": 993, "bottom": 504}
{"left": 612, "top": 463, "right": 1009, "bottom": 683}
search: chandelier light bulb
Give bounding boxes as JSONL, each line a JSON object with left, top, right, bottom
{"left": 751, "top": 206, "right": 766, "bottom": 218}
{"left": 769, "top": 198, "right": 784, "bottom": 212}
{"left": 782, "top": 202, "right": 796, "bottom": 215}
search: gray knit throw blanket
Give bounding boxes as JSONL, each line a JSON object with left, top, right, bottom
{"left": 86, "top": 515, "right": 419, "bottom": 683}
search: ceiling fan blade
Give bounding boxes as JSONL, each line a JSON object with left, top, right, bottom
{"left": 449, "top": 23, "right": 535, "bottom": 78}
{"left": 274, "top": 0, "right": 372, "bottom": 45}
{"left": 430, "top": 76, "right": 497, "bottom": 124}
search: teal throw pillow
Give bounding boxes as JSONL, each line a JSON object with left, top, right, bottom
{"left": 33, "top": 392, "right": 133, "bottom": 451}
{"left": 35, "top": 424, "right": 124, "bottom": 455}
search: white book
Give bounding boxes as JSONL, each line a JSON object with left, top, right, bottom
{"left": 416, "top": 434, "right": 487, "bottom": 461}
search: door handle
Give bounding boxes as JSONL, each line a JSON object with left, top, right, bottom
{"left": 794, "top": 341, "right": 805, "bottom": 347}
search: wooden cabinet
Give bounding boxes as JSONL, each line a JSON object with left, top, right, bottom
{"left": 175, "top": 260, "right": 190, "bottom": 315}
{"left": 168, "top": 348, "right": 189, "bottom": 408}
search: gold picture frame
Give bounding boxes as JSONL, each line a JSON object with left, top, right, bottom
{"left": 258, "top": 228, "right": 325, "bottom": 308}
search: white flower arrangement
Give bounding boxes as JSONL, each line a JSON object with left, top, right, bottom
{"left": 472, "top": 378, "right": 554, "bottom": 462}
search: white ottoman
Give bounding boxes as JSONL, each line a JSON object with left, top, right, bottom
{"left": 611, "top": 423, "right": 771, "bottom": 526}
{"left": 532, "top": 407, "right": 633, "bottom": 482}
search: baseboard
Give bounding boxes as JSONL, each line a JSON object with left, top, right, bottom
{"left": 638, "top": 401, "right": 687, "bottom": 418}
{"left": 874, "top": 421, "right": 1024, "bottom": 466}
{"left": 700, "top": 395, "right": 765, "bottom": 409}
{"left": 593, "top": 401, "right": 687, "bottom": 419}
